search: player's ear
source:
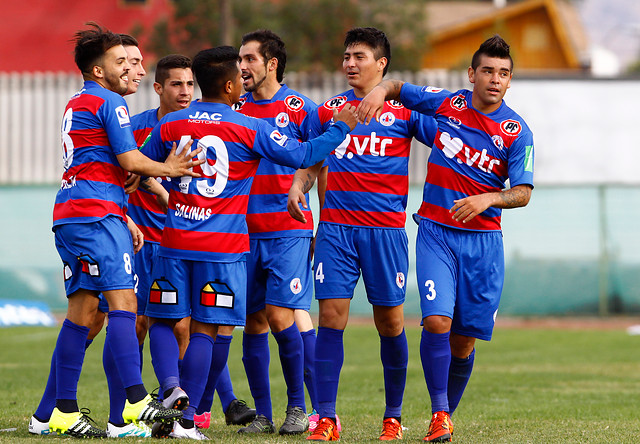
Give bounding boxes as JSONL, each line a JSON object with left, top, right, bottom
{"left": 153, "top": 82, "right": 163, "bottom": 95}
{"left": 377, "top": 57, "right": 388, "bottom": 73}
{"left": 92, "top": 65, "right": 103, "bottom": 79}
{"left": 467, "top": 66, "right": 475, "bottom": 84}
{"left": 225, "top": 79, "right": 233, "bottom": 94}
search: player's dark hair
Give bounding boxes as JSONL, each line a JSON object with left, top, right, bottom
{"left": 241, "top": 29, "right": 287, "bottom": 83}
{"left": 119, "top": 34, "right": 139, "bottom": 47}
{"left": 155, "top": 54, "right": 192, "bottom": 85}
{"left": 192, "top": 46, "right": 239, "bottom": 99}
{"left": 471, "top": 35, "right": 513, "bottom": 71}
{"left": 73, "top": 22, "right": 122, "bottom": 75}
{"left": 344, "top": 27, "right": 391, "bottom": 76}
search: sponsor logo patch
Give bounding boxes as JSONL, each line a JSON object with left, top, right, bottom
{"left": 450, "top": 94, "right": 467, "bottom": 111}
{"left": 396, "top": 272, "right": 405, "bottom": 289}
{"left": 275, "top": 112, "right": 290, "bottom": 128}
{"left": 270, "top": 130, "right": 289, "bottom": 147}
{"left": 379, "top": 112, "right": 395, "bottom": 127}
{"left": 233, "top": 97, "right": 246, "bottom": 111}
{"left": 200, "top": 280, "right": 235, "bottom": 308}
{"left": 500, "top": 119, "right": 522, "bottom": 135}
{"left": 115, "top": 105, "right": 130, "bottom": 128}
{"left": 290, "top": 278, "right": 302, "bottom": 295}
{"left": 78, "top": 254, "right": 100, "bottom": 277}
{"left": 324, "top": 96, "right": 348, "bottom": 110}
{"left": 149, "top": 278, "right": 178, "bottom": 304}
{"left": 285, "top": 95, "right": 305, "bottom": 111}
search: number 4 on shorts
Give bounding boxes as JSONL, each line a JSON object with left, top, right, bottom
{"left": 315, "top": 262, "right": 325, "bottom": 283}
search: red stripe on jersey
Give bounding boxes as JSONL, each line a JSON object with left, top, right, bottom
{"left": 67, "top": 94, "right": 105, "bottom": 115}
{"left": 326, "top": 171, "right": 407, "bottom": 196}
{"left": 239, "top": 101, "right": 308, "bottom": 128}
{"left": 426, "top": 163, "right": 502, "bottom": 195}
{"left": 161, "top": 119, "right": 258, "bottom": 149}
{"left": 417, "top": 201, "right": 501, "bottom": 231}
{"left": 320, "top": 208, "right": 406, "bottom": 228}
{"left": 63, "top": 161, "right": 127, "bottom": 186}
{"left": 128, "top": 189, "right": 164, "bottom": 215}
{"left": 70, "top": 128, "right": 110, "bottom": 149}
{"left": 170, "top": 189, "right": 250, "bottom": 215}
{"left": 162, "top": 227, "right": 248, "bottom": 254}
{"left": 250, "top": 174, "right": 292, "bottom": 195}
{"left": 246, "top": 211, "right": 313, "bottom": 233}
{"left": 140, "top": 225, "right": 163, "bottom": 243}
{"left": 53, "top": 199, "right": 126, "bottom": 222}
{"left": 192, "top": 159, "right": 259, "bottom": 182}
{"left": 133, "top": 127, "right": 153, "bottom": 147}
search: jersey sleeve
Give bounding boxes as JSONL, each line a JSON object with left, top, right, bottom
{"left": 139, "top": 124, "right": 168, "bottom": 163}
{"left": 98, "top": 95, "right": 138, "bottom": 155}
{"left": 506, "top": 131, "right": 535, "bottom": 188}
{"left": 399, "top": 83, "right": 450, "bottom": 116}
{"left": 409, "top": 110, "right": 438, "bottom": 147}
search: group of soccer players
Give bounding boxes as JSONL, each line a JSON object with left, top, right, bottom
{"left": 30, "top": 19, "right": 533, "bottom": 443}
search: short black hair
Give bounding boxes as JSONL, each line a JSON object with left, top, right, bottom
{"left": 192, "top": 46, "right": 239, "bottom": 98}
{"left": 73, "top": 22, "right": 122, "bottom": 75}
{"left": 155, "top": 54, "right": 192, "bottom": 85}
{"left": 241, "top": 29, "right": 287, "bottom": 83}
{"left": 344, "top": 27, "right": 391, "bottom": 76}
{"left": 471, "top": 35, "right": 513, "bottom": 71}
{"left": 119, "top": 34, "right": 139, "bottom": 48}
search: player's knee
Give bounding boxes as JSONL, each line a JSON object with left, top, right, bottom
{"left": 423, "top": 315, "right": 452, "bottom": 334}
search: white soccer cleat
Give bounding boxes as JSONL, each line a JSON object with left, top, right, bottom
{"left": 169, "top": 421, "right": 210, "bottom": 440}
{"left": 28, "top": 415, "right": 55, "bottom": 435}
{"left": 106, "top": 421, "right": 152, "bottom": 438}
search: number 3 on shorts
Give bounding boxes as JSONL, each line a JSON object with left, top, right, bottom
{"left": 315, "top": 262, "right": 325, "bottom": 284}
{"left": 424, "top": 279, "right": 436, "bottom": 300}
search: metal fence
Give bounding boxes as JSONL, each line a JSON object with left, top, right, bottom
{"left": 0, "top": 69, "right": 469, "bottom": 186}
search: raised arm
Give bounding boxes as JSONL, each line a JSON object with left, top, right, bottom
{"left": 357, "top": 79, "right": 406, "bottom": 125}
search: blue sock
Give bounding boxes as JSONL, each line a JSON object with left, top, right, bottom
{"left": 380, "top": 330, "right": 408, "bottom": 419}
{"left": 216, "top": 364, "right": 236, "bottom": 413}
{"left": 315, "top": 327, "right": 344, "bottom": 419}
{"left": 103, "top": 326, "right": 126, "bottom": 424}
{"left": 149, "top": 322, "right": 181, "bottom": 395}
{"left": 197, "top": 334, "right": 232, "bottom": 415}
{"left": 106, "top": 311, "right": 145, "bottom": 403}
{"left": 420, "top": 329, "right": 451, "bottom": 413}
{"left": 242, "top": 332, "right": 272, "bottom": 421}
{"left": 178, "top": 359, "right": 183, "bottom": 380}
{"left": 181, "top": 333, "right": 215, "bottom": 422}
{"left": 301, "top": 328, "right": 318, "bottom": 412}
{"left": 273, "top": 324, "right": 305, "bottom": 411}
{"left": 55, "top": 319, "right": 90, "bottom": 412}
{"left": 448, "top": 349, "right": 475, "bottom": 415}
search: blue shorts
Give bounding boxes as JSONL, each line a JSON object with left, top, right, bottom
{"left": 246, "top": 237, "right": 313, "bottom": 315}
{"left": 98, "top": 241, "right": 159, "bottom": 315}
{"left": 54, "top": 217, "right": 135, "bottom": 297}
{"left": 313, "top": 223, "right": 408, "bottom": 307}
{"left": 415, "top": 218, "right": 504, "bottom": 341}
{"left": 144, "top": 256, "right": 247, "bottom": 326}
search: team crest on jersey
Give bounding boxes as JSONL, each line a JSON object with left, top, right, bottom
{"left": 447, "top": 116, "right": 462, "bottom": 129}
{"left": 324, "top": 96, "right": 348, "bottom": 110}
{"left": 115, "top": 106, "right": 131, "bottom": 128}
{"left": 233, "top": 97, "right": 246, "bottom": 111}
{"left": 270, "top": 130, "right": 289, "bottom": 147}
{"left": 63, "top": 263, "right": 73, "bottom": 281}
{"left": 492, "top": 135, "right": 504, "bottom": 150}
{"left": 450, "top": 94, "right": 467, "bottom": 111}
{"left": 78, "top": 254, "right": 100, "bottom": 277}
{"left": 387, "top": 100, "right": 404, "bottom": 109}
{"left": 379, "top": 112, "right": 396, "bottom": 127}
{"left": 275, "top": 112, "right": 290, "bottom": 128}
{"left": 422, "top": 86, "right": 443, "bottom": 93}
{"left": 396, "top": 272, "right": 405, "bottom": 289}
{"left": 290, "top": 278, "right": 302, "bottom": 295}
{"left": 200, "top": 280, "right": 235, "bottom": 308}
{"left": 285, "top": 95, "right": 305, "bottom": 111}
{"left": 500, "top": 119, "right": 522, "bottom": 135}
{"left": 149, "top": 279, "right": 178, "bottom": 304}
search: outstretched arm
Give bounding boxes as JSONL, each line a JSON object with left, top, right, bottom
{"left": 357, "top": 79, "right": 406, "bottom": 124}
{"left": 449, "top": 184, "right": 533, "bottom": 224}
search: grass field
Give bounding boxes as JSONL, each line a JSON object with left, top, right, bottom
{"left": 2, "top": 320, "right": 640, "bottom": 443}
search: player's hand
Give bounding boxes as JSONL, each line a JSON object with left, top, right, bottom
{"left": 124, "top": 173, "right": 141, "bottom": 194}
{"left": 450, "top": 194, "right": 495, "bottom": 224}
{"left": 332, "top": 103, "right": 358, "bottom": 130}
{"left": 126, "top": 215, "right": 144, "bottom": 253}
{"left": 164, "top": 140, "right": 204, "bottom": 178}
{"left": 287, "top": 184, "right": 309, "bottom": 223}
{"left": 357, "top": 86, "right": 387, "bottom": 125}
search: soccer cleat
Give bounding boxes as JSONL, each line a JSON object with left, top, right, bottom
{"left": 48, "top": 407, "right": 107, "bottom": 438}
{"left": 169, "top": 420, "right": 210, "bottom": 440}
{"left": 237, "top": 414, "right": 275, "bottom": 434}
{"left": 309, "top": 410, "right": 342, "bottom": 433}
{"left": 194, "top": 411, "right": 211, "bottom": 429}
{"left": 106, "top": 421, "right": 152, "bottom": 438}
{"left": 424, "top": 411, "right": 453, "bottom": 442}
{"left": 162, "top": 386, "right": 189, "bottom": 410}
{"left": 122, "top": 394, "right": 183, "bottom": 424}
{"left": 307, "top": 417, "right": 340, "bottom": 441}
{"left": 279, "top": 406, "right": 310, "bottom": 435}
{"left": 151, "top": 421, "right": 173, "bottom": 438}
{"left": 29, "top": 415, "right": 55, "bottom": 435}
{"left": 225, "top": 398, "right": 256, "bottom": 425}
{"left": 379, "top": 417, "right": 403, "bottom": 440}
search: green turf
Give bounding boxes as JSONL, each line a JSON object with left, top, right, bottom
{"left": 2, "top": 322, "right": 640, "bottom": 443}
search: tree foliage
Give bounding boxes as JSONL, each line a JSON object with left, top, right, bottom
{"left": 138, "top": 0, "right": 429, "bottom": 72}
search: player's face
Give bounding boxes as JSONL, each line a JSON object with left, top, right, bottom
{"left": 123, "top": 45, "right": 146, "bottom": 96}
{"left": 238, "top": 40, "right": 269, "bottom": 92}
{"left": 99, "top": 45, "right": 130, "bottom": 95}
{"left": 468, "top": 55, "right": 512, "bottom": 114}
{"left": 343, "top": 43, "right": 386, "bottom": 96}
{"left": 156, "top": 68, "right": 194, "bottom": 113}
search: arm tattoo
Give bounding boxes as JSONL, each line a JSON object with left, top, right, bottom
{"left": 498, "top": 186, "right": 531, "bottom": 208}
{"left": 140, "top": 178, "right": 153, "bottom": 191}
{"left": 381, "top": 80, "right": 405, "bottom": 100}
{"left": 302, "top": 172, "right": 314, "bottom": 193}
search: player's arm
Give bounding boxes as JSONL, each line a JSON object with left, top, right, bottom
{"left": 357, "top": 79, "right": 406, "bottom": 124}
{"left": 287, "top": 161, "right": 324, "bottom": 223}
{"left": 117, "top": 140, "right": 202, "bottom": 178}
{"left": 449, "top": 184, "right": 533, "bottom": 224}
{"left": 140, "top": 177, "right": 170, "bottom": 211}
{"left": 126, "top": 215, "right": 144, "bottom": 254}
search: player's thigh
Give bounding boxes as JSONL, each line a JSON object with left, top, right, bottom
{"left": 246, "top": 239, "right": 267, "bottom": 316}
{"left": 190, "top": 260, "right": 247, "bottom": 327}
{"left": 358, "top": 227, "right": 408, "bottom": 307}
{"left": 313, "top": 223, "right": 360, "bottom": 300}
{"left": 452, "top": 231, "right": 504, "bottom": 341}
{"left": 55, "top": 217, "right": 135, "bottom": 296}
{"left": 263, "top": 237, "right": 313, "bottom": 310}
{"left": 145, "top": 256, "right": 191, "bottom": 320}
{"left": 416, "top": 219, "right": 457, "bottom": 319}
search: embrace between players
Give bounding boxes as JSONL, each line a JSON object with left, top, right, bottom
{"left": 32, "top": 22, "right": 534, "bottom": 442}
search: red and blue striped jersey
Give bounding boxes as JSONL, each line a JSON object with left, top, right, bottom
{"left": 309, "top": 89, "right": 437, "bottom": 229}
{"left": 53, "top": 81, "right": 137, "bottom": 227}
{"left": 399, "top": 84, "right": 535, "bottom": 232}
{"left": 126, "top": 107, "right": 171, "bottom": 244}
{"left": 235, "top": 85, "right": 317, "bottom": 238}
{"left": 140, "top": 100, "right": 350, "bottom": 262}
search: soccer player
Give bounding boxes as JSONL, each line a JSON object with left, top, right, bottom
{"left": 357, "top": 35, "right": 534, "bottom": 442}
{"left": 40, "top": 23, "right": 203, "bottom": 438}
{"left": 233, "top": 29, "right": 318, "bottom": 435}
{"left": 142, "top": 46, "right": 357, "bottom": 440}
{"left": 288, "top": 27, "right": 437, "bottom": 441}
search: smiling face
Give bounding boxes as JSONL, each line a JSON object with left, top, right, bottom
{"left": 342, "top": 43, "right": 387, "bottom": 97}
{"left": 96, "top": 45, "right": 130, "bottom": 95}
{"left": 468, "top": 55, "right": 512, "bottom": 114}
{"left": 123, "top": 45, "right": 146, "bottom": 95}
